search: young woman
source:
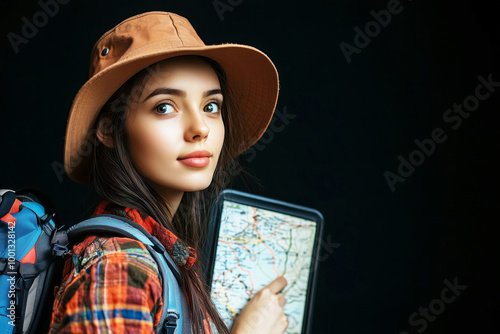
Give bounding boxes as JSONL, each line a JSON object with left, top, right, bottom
{"left": 50, "top": 11, "right": 288, "bottom": 334}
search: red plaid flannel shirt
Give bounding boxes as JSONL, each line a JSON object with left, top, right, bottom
{"left": 49, "top": 201, "right": 207, "bottom": 333}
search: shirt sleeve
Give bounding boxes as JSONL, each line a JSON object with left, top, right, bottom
{"left": 49, "top": 237, "right": 163, "bottom": 334}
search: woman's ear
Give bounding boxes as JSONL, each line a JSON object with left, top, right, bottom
{"left": 96, "top": 116, "right": 115, "bottom": 148}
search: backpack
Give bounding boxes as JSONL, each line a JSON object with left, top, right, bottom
{"left": 0, "top": 189, "right": 190, "bottom": 334}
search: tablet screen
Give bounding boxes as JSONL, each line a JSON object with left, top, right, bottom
{"left": 209, "top": 199, "right": 318, "bottom": 333}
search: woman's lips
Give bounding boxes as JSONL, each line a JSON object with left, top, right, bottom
{"left": 178, "top": 157, "right": 210, "bottom": 167}
{"left": 178, "top": 150, "right": 211, "bottom": 167}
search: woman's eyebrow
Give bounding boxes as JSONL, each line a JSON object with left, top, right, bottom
{"left": 143, "top": 88, "right": 222, "bottom": 101}
{"left": 203, "top": 89, "right": 223, "bottom": 98}
{"left": 144, "top": 88, "right": 185, "bottom": 101}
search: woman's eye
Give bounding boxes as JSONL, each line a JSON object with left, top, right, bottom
{"left": 203, "top": 102, "right": 220, "bottom": 113}
{"left": 155, "top": 103, "right": 175, "bottom": 114}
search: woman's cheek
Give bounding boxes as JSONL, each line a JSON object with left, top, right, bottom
{"left": 127, "top": 117, "right": 175, "bottom": 172}
{"left": 212, "top": 118, "right": 225, "bottom": 157}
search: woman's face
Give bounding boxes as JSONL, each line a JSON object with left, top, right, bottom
{"left": 125, "top": 57, "right": 225, "bottom": 199}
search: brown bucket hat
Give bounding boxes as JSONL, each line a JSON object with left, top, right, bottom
{"left": 64, "top": 11, "right": 279, "bottom": 183}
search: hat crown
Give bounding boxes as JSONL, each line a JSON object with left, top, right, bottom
{"left": 89, "top": 12, "right": 205, "bottom": 77}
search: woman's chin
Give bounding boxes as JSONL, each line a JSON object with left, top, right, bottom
{"left": 182, "top": 181, "right": 213, "bottom": 192}
{"left": 166, "top": 177, "right": 214, "bottom": 193}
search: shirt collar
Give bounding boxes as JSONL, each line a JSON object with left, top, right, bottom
{"left": 93, "top": 200, "right": 197, "bottom": 269}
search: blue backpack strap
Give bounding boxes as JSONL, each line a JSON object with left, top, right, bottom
{"left": 67, "top": 215, "right": 190, "bottom": 333}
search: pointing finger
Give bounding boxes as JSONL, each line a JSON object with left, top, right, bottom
{"left": 265, "top": 276, "right": 287, "bottom": 294}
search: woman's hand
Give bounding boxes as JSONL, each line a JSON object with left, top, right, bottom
{"left": 231, "top": 276, "right": 288, "bottom": 334}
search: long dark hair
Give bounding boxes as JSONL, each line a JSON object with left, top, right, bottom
{"left": 90, "top": 56, "right": 243, "bottom": 334}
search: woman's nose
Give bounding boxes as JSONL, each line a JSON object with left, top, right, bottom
{"left": 184, "top": 110, "right": 210, "bottom": 142}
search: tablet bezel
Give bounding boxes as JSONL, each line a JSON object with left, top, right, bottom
{"left": 203, "top": 189, "right": 324, "bottom": 334}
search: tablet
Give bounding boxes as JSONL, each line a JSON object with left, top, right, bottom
{"left": 203, "top": 189, "right": 324, "bottom": 334}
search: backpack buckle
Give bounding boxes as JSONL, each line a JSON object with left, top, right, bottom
{"left": 52, "top": 244, "right": 69, "bottom": 257}
{"left": 51, "top": 229, "right": 69, "bottom": 257}
{"left": 164, "top": 314, "right": 178, "bottom": 334}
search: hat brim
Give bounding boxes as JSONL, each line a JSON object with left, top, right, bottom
{"left": 64, "top": 43, "right": 279, "bottom": 183}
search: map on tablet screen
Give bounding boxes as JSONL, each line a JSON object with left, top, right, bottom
{"left": 209, "top": 199, "right": 318, "bottom": 334}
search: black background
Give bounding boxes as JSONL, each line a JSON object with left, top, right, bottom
{"left": 1, "top": 0, "right": 499, "bottom": 333}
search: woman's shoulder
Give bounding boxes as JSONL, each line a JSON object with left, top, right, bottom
{"left": 72, "top": 234, "right": 159, "bottom": 274}
{"left": 50, "top": 235, "right": 164, "bottom": 332}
